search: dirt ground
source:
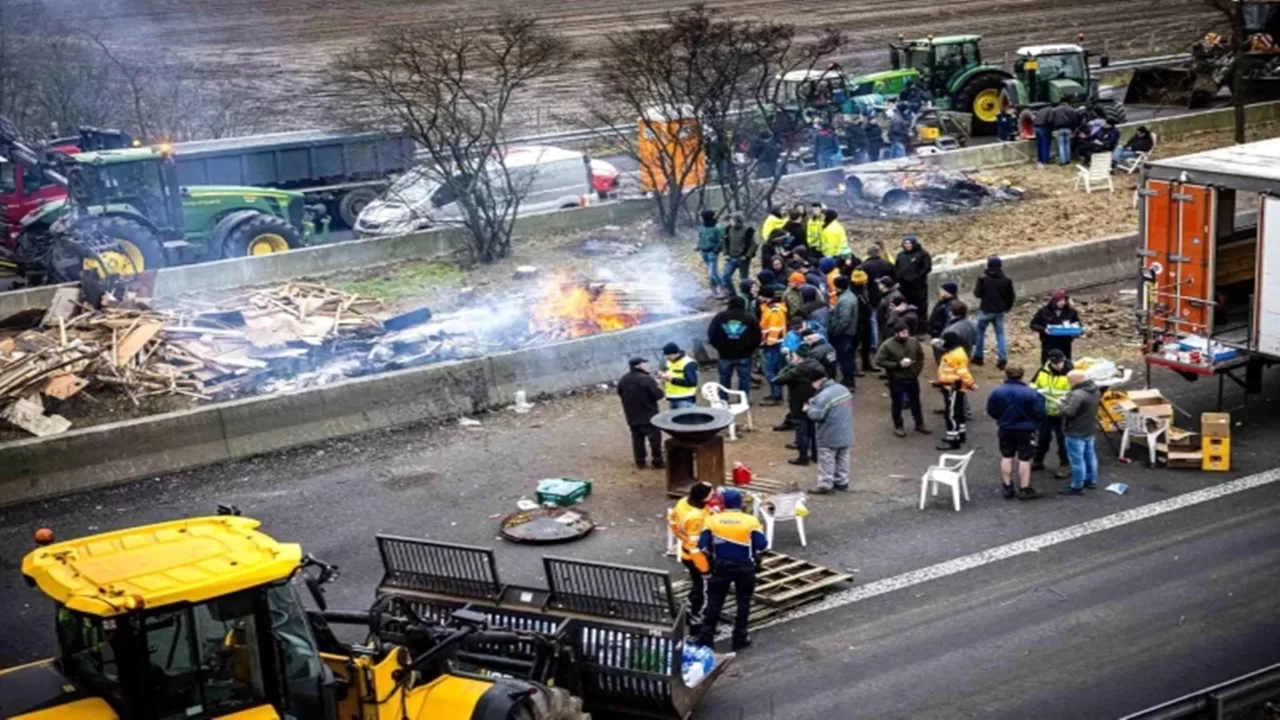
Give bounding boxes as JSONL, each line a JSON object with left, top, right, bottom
{"left": 28, "top": 0, "right": 1216, "bottom": 133}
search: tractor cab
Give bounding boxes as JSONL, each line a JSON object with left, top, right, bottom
{"left": 890, "top": 35, "right": 984, "bottom": 101}
{"left": 775, "top": 66, "right": 850, "bottom": 121}
{"left": 1012, "top": 44, "right": 1093, "bottom": 105}
{"left": 11, "top": 516, "right": 336, "bottom": 720}
{"left": 66, "top": 147, "right": 186, "bottom": 236}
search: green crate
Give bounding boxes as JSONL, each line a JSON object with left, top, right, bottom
{"left": 535, "top": 478, "right": 593, "bottom": 506}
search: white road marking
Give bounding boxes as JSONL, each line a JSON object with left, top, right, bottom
{"left": 748, "top": 467, "right": 1280, "bottom": 634}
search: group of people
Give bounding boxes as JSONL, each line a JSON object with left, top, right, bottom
{"left": 1011, "top": 99, "right": 1155, "bottom": 169}
{"left": 809, "top": 101, "right": 917, "bottom": 168}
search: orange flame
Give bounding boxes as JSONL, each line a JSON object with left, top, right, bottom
{"left": 534, "top": 280, "right": 645, "bottom": 338}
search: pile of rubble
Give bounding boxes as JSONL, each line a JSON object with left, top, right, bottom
{"left": 0, "top": 283, "right": 382, "bottom": 436}
{"left": 833, "top": 166, "right": 1027, "bottom": 214}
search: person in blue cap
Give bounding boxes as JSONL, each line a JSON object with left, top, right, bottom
{"left": 696, "top": 488, "right": 768, "bottom": 650}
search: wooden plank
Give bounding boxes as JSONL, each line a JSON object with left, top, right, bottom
{"left": 43, "top": 374, "right": 89, "bottom": 400}
{"left": 758, "top": 571, "right": 853, "bottom": 606}
{"left": 115, "top": 321, "right": 163, "bottom": 367}
{"left": 754, "top": 566, "right": 831, "bottom": 594}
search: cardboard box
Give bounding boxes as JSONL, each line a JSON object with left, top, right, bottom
{"left": 1201, "top": 412, "right": 1231, "bottom": 438}
{"left": 1166, "top": 449, "right": 1203, "bottom": 469}
{"left": 1167, "top": 427, "right": 1198, "bottom": 448}
{"left": 1138, "top": 404, "right": 1174, "bottom": 420}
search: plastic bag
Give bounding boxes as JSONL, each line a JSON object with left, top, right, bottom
{"left": 681, "top": 644, "right": 716, "bottom": 687}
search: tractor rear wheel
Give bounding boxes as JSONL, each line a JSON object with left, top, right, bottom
{"left": 337, "top": 187, "right": 378, "bottom": 229}
{"left": 954, "top": 73, "right": 1009, "bottom": 136}
{"left": 1096, "top": 101, "right": 1127, "bottom": 125}
{"left": 224, "top": 213, "right": 303, "bottom": 258}
{"left": 51, "top": 216, "right": 166, "bottom": 282}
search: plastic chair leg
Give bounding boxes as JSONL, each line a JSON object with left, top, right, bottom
{"left": 919, "top": 478, "right": 929, "bottom": 510}
{"left": 961, "top": 474, "right": 970, "bottom": 502}
{"left": 797, "top": 517, "right": 807, "bottom": 547}
{"left": 952, "top": 485, "right": 962, "bottom": 512}
{"left": 1147, "top": 434, "right": 1157, "bottom": 466}
{"left": 727, "top": 421, "right": 738, "bottom": 442}
{"left": 1119, "top": 430, "right": 1130, "bottom": 459}
{"left": 764, "top": 515, "right": 775, "bottom": 549}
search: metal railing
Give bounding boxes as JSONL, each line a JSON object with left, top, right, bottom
{"left": 1120, "top": 662, "right": 1280, "bottom": 720}
{"left": 376, "top": 534, "right": 503, "bottom": 601}
{"left": 543, "top": 556, "right": 677, "bottom": 625}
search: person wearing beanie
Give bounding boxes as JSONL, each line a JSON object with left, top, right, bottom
{"left": 927, "top": 280, "right": 960, "bottom": 342}
{"left": 972, "top": 254, "right": 1016, "bottom": 368}
{"left": 774, "top": 344, "right": 823, "bottom": 465}
{"left": 806, "top": 367, "right": 854, "bottom": 494}
{"left": 668, "top": 482, "right": 714, "bottom": 633}
{"left": 799, "top": 285, "right": 830, "bottom": 336}
{"left": 876, "top": 321, "right": 931, "bottom": 437}
{"left": 618, "top": 357, "right": 665, "bottom": 468}
{"left": 828, "top": 274, "right": 860, "bottom": 387}
{"left": 934, "top": 330, "right": 976, "bottom": 451}
{"left": 803, "top": 268, "right": 828, "bottom": 301}
{"left": 783, "top": 271, "right": 808, "bottom": 319}
{"left": 819, "top": 208, "right": 850, "bottom": 258}
{"left": 860, "top": 243, "right": 895, "bottom": 321}
{"left": 819, "top": 256, "right": 840, "bottom": 307}
{"left": 723, "top": 211, "right": 757, "bottom": 286}
{"left": 850, "top": 270, "right": 876, "bottom": 374}
{"left": 758, "top": 289, "right": 789, "bottom": 405}
{"left": 1031, "top": 348, "right": 1074, "bottom": 477}
{"left": 696, "top": 487, "right": 767, "bottom": 651}
{"left": 760, "top": 227, "right": 789, "bottom": 270}
{"left": 738, "top": 278, "right": 759, "bottom": 304}
{"left": 1030, "top": 288, "right": 1081, "bottom": 363}
{"left": 661, "top": 342, "right": 698, "bottom": 409}
{"left": 708, "top": 294, "right": 762, "bottom": 400}
{"left": 697, "top": 209, "right": 726, "bottom": 296}
{"left": 895, "top": 235, "right": 933, "bottom": 315}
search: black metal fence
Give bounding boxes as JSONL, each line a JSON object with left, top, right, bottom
{"left": 544, "top": 556, "right": 677, "bottom": 625}
{"left": 376, "top": 535, "right": 502, "bottom": 601}
{"left": 1121, "top": 663, "right": 1280, "bottom": 720}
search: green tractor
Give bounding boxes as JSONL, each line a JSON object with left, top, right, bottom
{"left": 1000, "top": 43, "right": 1126, "bottom": 129}
{"left": 888, "top": 34, "right": 1012, "bottom": 135}
{"left": 6, "top": 124, "right": 321, "bottom": 283}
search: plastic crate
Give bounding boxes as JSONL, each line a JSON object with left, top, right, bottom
{"left": 1201, "top": 437, "right": 1231, "bottom": 472}
{"left": 536, "top": 478, "right": 593, "bottom": 506}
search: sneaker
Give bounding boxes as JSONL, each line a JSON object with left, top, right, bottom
{"left": 1018, "top": 487, "right": 1042, "bottom": 500}
{"left": 787, "top": 457, "right": 811, "bottom": 466}
{"left": 810, "top": 485, "right": 833, "bottom": 494}
{"left": 996, "top": 358, "right": 1008, "bottom": 371}
{"left": 1084, "top": 483, "right": 1098, "bottom": 489}
{"left": 834, "top": 484, "right": 849, "bottom": 492}
{"left": 972, "top": 356, "right": 985, "bottom": 367}
{"left": 915, "top": 426, "right": 933, "bottom": 435}
{"left": 1002, "top": 484, "right": 1017, "bottom": 499}
{"left": 894, "top": 428, "right": 907, "bottom": 438}
{"left": 1057, "top": 487, "right": 1085, "bottom": 496}
{"left": 1054, "top": 466, "right": 1072, "bottom": 480}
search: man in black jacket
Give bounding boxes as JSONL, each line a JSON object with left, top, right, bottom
{"left": 708, "top": 295, "right": 762, "bottom": 400}
{"left": 972, "top": 255, "right": 1016, "bottom": 369}
{"left": 617, "top": 358, "right": 665, "bottom": 469}
{"left": 927, "top": 281, "right": 959, "bottom": 341}
{"left": 894, "top": 235, "right": 932, "bottom": 314}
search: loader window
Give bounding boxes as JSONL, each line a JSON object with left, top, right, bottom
{"left": 57, "top": 608, "right": 127, "bottom": 708}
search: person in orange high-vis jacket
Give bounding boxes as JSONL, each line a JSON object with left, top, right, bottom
{"left": 935, "top": 330, "right": 977, "bottom": 450}
{"left": 758, "top": 287, "right": 788, "bottom": 405}
{"left": 667, "top": 482, "right": 714, "bottom": 633}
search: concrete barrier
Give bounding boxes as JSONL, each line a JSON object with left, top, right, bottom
{"left": 0, "top": 313, "right": 714, "bottom": 506}
{"left": 928, "top": 231, "right": 1140, "bottom": 302}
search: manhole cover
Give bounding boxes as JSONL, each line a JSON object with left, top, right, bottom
{"left": 500, "top": 507, "right": 595, "bottom": 544}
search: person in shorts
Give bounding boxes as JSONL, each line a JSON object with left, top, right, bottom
{"left": 985, "top": 365, "right": 1046, "bottom": 500}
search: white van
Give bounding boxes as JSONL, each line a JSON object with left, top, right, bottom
{"left": 354, "top": 145, "right": 619, "bottom": 237}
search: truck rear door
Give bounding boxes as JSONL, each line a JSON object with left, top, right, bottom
{"left": 1258, "top": 196, "right": 1280, "bottom": 356}
{"left": 1143, "top": 180, "right": 1216, "bottom": 341}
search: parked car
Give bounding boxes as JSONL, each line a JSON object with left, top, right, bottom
{"left": 354, "top": 145, "right": 619, "bottom": 237}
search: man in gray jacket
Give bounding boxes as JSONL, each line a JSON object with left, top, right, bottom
{"left": 827, "top": 275, "right": 859, "bottom": 388}
{"left": 806, "top": 369, "right": 854, "bottom": 494}
{"left": 1057, "top": 370, "right": 1101, "bottom": 495}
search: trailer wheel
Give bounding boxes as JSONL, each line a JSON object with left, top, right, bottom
{"left": 224, "top": 213, "right": 303, "bottom": 258}
{"left": 338, "top": 188, "right": 379, "bottom": 228}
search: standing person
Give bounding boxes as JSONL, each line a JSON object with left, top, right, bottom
{"left": 867, "top": 109, "right": 887, "bottom": 161}
{"left": 807, "top": 369, "right": 854, "bottom": 494}
{"left": 828, "top": 275, "right": 859, "bottom": 388}
{"left": 812, "top": 123, "right": 844, "bottom": 169}
{"left": 927, "top": 282, "right": 959, "bottom": 349}
{"left": 667, "top": 482, "right": 712, "bottom": 633}
{"left": 782, "top": 272, "right": 807, "bottom": 319}
{"left": 1030, "top": 288, "right": 1082, "bottom": 363}
{"left": 844, "top": 114, "right": 871, "bottom": 164}
{"left": 935, "top": 331, "right": 976, "bottom": 450}
{"left": 875, "top": 277, "right": 906, "bottom": 347}
{"left": 785, "top": 205, "right": 808, "bottom": 250}
{"left": 799, "top": 286, "right": 829, "bottom": 335}
{"left": 1057, "top": 369, "right": 1102, "bottom": 496}
{"left": 776, "top": 347, "right": 822, "bottom": 466}
{"left": 697, "top": 209, "right": 725, "bottom": 296}
{"left": 722, "top": 212, "right": 757, "bottom": 285}
{"left": 758, "top": 288, "right": 787, "bottom": 406}
{"left": 696, "top": 488, "right": 767, "bottom": 651}
{"left": 759, "top": 228, "right": 789, "bottom": 272}
{"left": 996, "top": 106, "right": 1019, "bottom": 142}
{"left": 819, "top": 209, "right": 850, "bottom": 258}
{"left": 661, "top": 342, "right": 698, "bottom": 409}
{"left": 1030, "top": 349, "right": 1073, "bottom": 478}
{"left": 617, "top": 357, "right": 665, "bottom": 469}
{"left": 887, "top": 295, "right": 920, "bottom": 337}
{"left": 1032, "top": 102, "right": 1054, "bottom": 166}
{"left": 851, "top": 270, "right": 876, "bottom": 374}
{"left": 1051, "top": 100, "right": 1078, "bottom": 165}
{"left": 972, "top": 255, "right": 1015, "bottom": 368}
{"left": 801, "top": 327, "right": 837, "bottom": 379}
{"left": 894, "top": 235, "right": 932, "bottom": 315}
{"left": 876, "top": 322, "right": 931, "bottom": 438}
{"left": 805, "top": 204, "right": 826, "bottom": 255}
{"left": 760, "top": 206, "right": 787, "bottom": 250}
{"left": 985, "top": 365, "right": 1046, "bottom": 500}
{"left": 861, "top": 244, "right": 894, "bottom": 348}
{"left": 942, "top": 300, "right": 977, "bottom": 359}
{"left": 888, "top": 104, "right": 911, "bottom": 159}
{"left": 821, "top": 257, "right": 841, "bottom": 305}
{"left": 708, "top": 295, "right": 761, "bottom": 400}
{"left": 750, "top": 129, "right": 781, "bottom": 179}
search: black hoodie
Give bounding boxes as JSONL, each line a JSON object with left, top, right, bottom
{"left": 707, "top": 298, "right": 763, "bottom": 360}
{"left": 974, "top": 267, "right": 1016, "bottom": 314}
{"left": 895, "top": 240, "right": 932, "bottom": 286}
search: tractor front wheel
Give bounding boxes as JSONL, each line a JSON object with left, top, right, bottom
{"left": 954, "top": 73, "right": 1009, "bottom": 136}
{"left": 55, "top": 216, "right": 166, "bottom": 282}
{"left": 224, "top": 214, "right": 303, "bottom": 258}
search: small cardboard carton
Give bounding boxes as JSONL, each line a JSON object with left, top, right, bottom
{"left": 1167, "top": 427, "right": 1198, "bottom": 448}
{"left": 1201, "top": 412, "right": 1231, "bottom": 439}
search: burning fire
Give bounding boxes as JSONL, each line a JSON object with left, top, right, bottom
{"left": 533, "top": 279, "right": 645, "bottom": 338}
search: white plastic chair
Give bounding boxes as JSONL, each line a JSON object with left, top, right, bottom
{"left": 700, "top": 382, "right": 753, "bottom": 441}
{"left": 1119, "top": 411, "right": 1170, "bottom": 466}
{"left": 1074, "top": 152, "right": 1114, "bottom": 194}
{"left": 1117, "top": 131, "right": 1157, "bottom": 175}
{"left": 761, "top": 491, "right": 807, "bottom": 548}
{"left": 919, "top": 450, "right": 975, "bottom": 512}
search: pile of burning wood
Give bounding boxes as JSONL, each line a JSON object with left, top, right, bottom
{"left": 0, "top": 283, "right": 381, "bottom": 436}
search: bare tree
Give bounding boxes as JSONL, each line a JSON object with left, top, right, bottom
{"left": 332, "top": 15, "right": 575, "bottom": 263}
{"left": 589, "top": 5, "right": 844, "bottom": 235}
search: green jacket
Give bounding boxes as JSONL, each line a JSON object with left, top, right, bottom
{"left": 1031, "top": 361, "right": 1073, "bottom": 415}
{"left": 697, "top": 225, "right": 724, "bottom": 253}
{"left": 875, "top": 336, "right": 925, "bottom": 381}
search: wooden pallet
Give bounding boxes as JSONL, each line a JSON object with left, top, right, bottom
{"left": 667, "top": 551, "right": 854, "bottom": 627}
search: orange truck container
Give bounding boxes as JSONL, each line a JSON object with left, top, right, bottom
{"left": 638, "top": 107, "right": 705, "bottom": 194}
{"left": 1138, "top": 138, "right": 1279, "bottom": 406}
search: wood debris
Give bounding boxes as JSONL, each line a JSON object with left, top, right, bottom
{"left": 0, "top": 282, "right": 382, "bottom": 437}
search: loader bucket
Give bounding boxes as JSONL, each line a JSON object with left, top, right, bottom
{"left": 374, "top": 535, "right": 734, "bottom": 720}
{"left": 1124, "top": 67, "right": 1201, "bottom": 107}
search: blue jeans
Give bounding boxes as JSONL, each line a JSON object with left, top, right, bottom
{"left": 1065, "top": 435, "right": 1099, "bottom": 490}
{"left": 831, "top": 334, "right": 856, "bottom": 384}
{"left": 889, "top": 141, "right": 907, "bottom": 159}
{"left": 1113, "top": 147, "right": 1137, "bottom": 164}
{"left": 1055, "top": 129, "right": 1072, "bottom": 165}
{"left": 700, "top": 251, "right": 722, "bottom": 289}
{"left": 718, "top": 357, "right": 751, "bottom": 399}
{"left": 851, "top": 150, "right": 870, "bottom": 165}
{"left": 1034, "top": 126, "right": 1052, "bottom": 164}
{"left": 722, "top": 256, "right": 749, "bottom": 286}
{"left": 974, "top": 311, "right": 1007, "bottom": 362}
{"left": 669, "top": 397, "right": 695, "bottom": 410}
{"left": 761, "top": 345, "right": 784, "bottom": 400}
{"left": 816, "top": 152, "right": 843, "bottom": 169}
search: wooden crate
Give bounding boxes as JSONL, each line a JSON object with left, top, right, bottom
{"left": 666, "top": 551, "right": 855, "bottom": 628}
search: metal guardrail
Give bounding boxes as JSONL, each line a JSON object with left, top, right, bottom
{"left": 1120, "top": 662, "right": 1280, "bottom": 720}
{"left": 1093, "top": 53, "right": 1194, "bottom": 74}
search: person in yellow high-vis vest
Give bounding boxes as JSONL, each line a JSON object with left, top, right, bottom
{"left": 667, "top": 482, "right": 713, "bottom": 634}
{"left": 662, "top": 342, "right": 698, "bottom": 409}
{"left": 760, "top": 206, "right": 787, "bottom": 249}
{"left": 805, "top": 203, "right": 825, "bottom": 254}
